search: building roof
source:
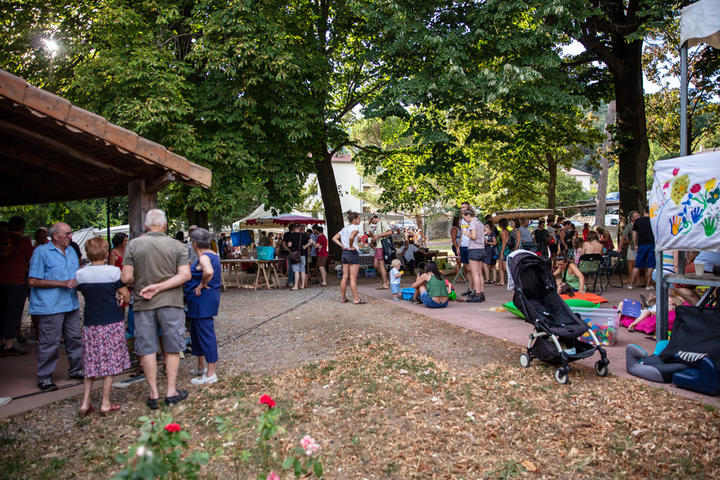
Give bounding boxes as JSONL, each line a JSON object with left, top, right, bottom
{"left": 564, "top": 167, "right": 592, "bottom": 177}
{"left": 0, "top": 69, "right": 211, "bottom": 206}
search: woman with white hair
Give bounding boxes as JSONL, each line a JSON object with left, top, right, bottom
{"left": 184, "top": 228, "right": 221, "bottom": 385}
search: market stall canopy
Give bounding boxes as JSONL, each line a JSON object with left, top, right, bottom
{"left": 650, "top": 150, "right": 720, "bottom": 251}
{"left": 492, "top": 209, "right": 554, "bottom": 220}
{"left": 247, "top": 214, "right": 325, "bottom": 226}
{"left": 0, "top": 69, "right": 211, "bottom": 206}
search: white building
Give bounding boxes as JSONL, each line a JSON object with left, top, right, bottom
{"left": 564, "top": 167, "right": 593, "bottom": 191}
{"left": 306, "top": 153, "right": 372, "bottom": 215}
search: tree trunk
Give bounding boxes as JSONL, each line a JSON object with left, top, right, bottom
{"left": 614, "top": 40, "right": 650, "bottom": 222}
{"left": 596, "top": 101, "right": 615, "bottom": 227}
{"left": 314, "top": 151, "right": 344, "bottom": 260}
{"left": 186, "top": 208, "right": 208, "bottom": 229}
{"left": 546, "top": 153, "right": 557, "bottom": 211}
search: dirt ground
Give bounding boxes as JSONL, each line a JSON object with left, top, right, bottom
{"left": 1, "top": 282, "right": 719, "bottom": 479}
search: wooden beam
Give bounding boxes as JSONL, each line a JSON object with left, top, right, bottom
{"left": 128, "top": 179, "right": 158, "bottom": 239}
{"left": 146, "top": 172, "right": 176, "bottom": 194}
{"left": 0, "top": 118, "right": 131, "bottom": 177}
{"left": 1, "top": 147, "right": 83, "bottom": 179}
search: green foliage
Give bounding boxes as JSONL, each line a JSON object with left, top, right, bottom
{"left": 113, "top": 413, "right": 210, "bottom": 480}
{"left": 0, "top": 197, "right": 128, "bottom": 231}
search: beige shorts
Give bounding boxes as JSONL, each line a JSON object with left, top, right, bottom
{"left": 627, "top": 247, "right": 636, "bottom": 261}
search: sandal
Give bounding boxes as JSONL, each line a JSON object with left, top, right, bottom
{"left": 375, "top": 286, "right": 389, "bottom": 290}
{"left": 341, "top": 297, "right": 349, "bottom": 303}
{"left": 628, "top": 327, "right": 636, "bottom": 332}
{"left": 100, "top": 404, "right": 122, "bottom": 416}
{"left": 353, "top": 299, "right": 368, "bottom": 305}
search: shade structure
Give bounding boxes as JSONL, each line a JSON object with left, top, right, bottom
{"left": 680, "top": 0, "right": 720, "bottom": 49}
{"left": 246, "top": 214, "right": 325, "bottom": 226}
{"left": 492, "top": 209, "right": 554, "bottom": 220}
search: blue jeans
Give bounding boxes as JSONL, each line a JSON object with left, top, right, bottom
{"left": 420, "top": 291, "right": 448, "bottom": 308}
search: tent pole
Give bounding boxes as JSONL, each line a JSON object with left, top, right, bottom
{"left": 106, "top": 197, "right": 111, "bottom": 253}
{"left": 680, "top": 42, "right": 689, "bottom": 157}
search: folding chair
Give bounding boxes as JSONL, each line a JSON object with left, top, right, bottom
{"left": 448, "top": 255, "right": 469, "bottom": 288}
{"left": 599, "top": 251, "right": 624, "bottom": 289}
{"left": 577, "top": 253, "right": 603, "bottom": 293}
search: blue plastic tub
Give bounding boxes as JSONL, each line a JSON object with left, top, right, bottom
{"left": 257, "top": 246, "right": 275, "bottom": 260}
{"left": 401, "top": 287, "right": 415, "bottom": 301}
{"left": 365, "top": 268, "right": 377, "bottom": 278}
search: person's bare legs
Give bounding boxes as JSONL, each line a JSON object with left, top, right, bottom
{"left": 349, "top": 264, "right": 361, "bottom": 302}
{"left": 340, "top": 264, "right": 349, "bottom": 301}
{"left": 164, "top": 352, "right": 180, "bottom": 398}
{"left": 319, "top": 266, "right": 327, "bottom": 285}
{"left": 100, "top": 376, "right": 115, "bottom": 411}
{"left": 299, "top": 272, "right": 307, "bottom": 289}
{"left": 292, "top": 270, "right": 300, "bottom": 290}
{"left": 675, "top": 287, "right": 700, "bottom": 305}
{"left": 375, "top": 258, "right": 388, "bottom": 287}
{"left": 80, "top": 377, "right": 93, "bottom": 412}
{"left": 140, "top": 353, "right": 159, "bottom": 400}
{"left": 206, "top": 362, "right": 216, "bottom": 378}
{"left": 498, "top": 260, "right": 506, "bottom": 285}
{"left": 628, "top": 310, "right": 652, "bottom": 331}
{"left": 629, "top": 267, "right": 640, "bottom": 287}
{"left": 645, "top": 268, "right": 654, "bottom": 289}
{"left": 469, "top": 259, "right": 484, "bottom": 294}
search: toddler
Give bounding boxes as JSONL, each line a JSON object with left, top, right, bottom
{"left": 389, "top": 259, "right": 403, "bottom": 300}
{"left": 627, "top": 293, "right": 676, "bottom": 332}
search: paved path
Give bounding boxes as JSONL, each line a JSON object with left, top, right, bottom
{"left": 357, "top": 279, "right": 720, "bottom": 408}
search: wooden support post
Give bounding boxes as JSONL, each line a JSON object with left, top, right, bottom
{"left": 128, "top": 179, "right": 158, "bottom": 239}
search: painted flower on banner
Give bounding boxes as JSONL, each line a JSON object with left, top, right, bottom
{"left": 706, "top": 179, "right": 717, "bottom": 191}
{"left": 709, "top": 187, "right": 720, "bottom": 205}
{"left": 691, "top": 183, "right": 702, "bottom": 194}
{"left": 671, "top": 174, "right": 690, "bottom": 205}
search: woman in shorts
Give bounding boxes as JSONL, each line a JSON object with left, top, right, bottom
{"left": 461, "top": 207, "right": 485, "bottom": 303}
{"left": 332, "top": 211, "right": 366, "bottom": 304}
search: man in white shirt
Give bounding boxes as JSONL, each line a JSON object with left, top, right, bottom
{"left": 459, "top": 201, "right": 473, "bottom": 295}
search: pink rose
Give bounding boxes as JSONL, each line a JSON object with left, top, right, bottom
{"left": 268, "top": 472, "right": 280, "bottom": 480}
{"left": 691, "top": 183, "right": 702, "bottom": 193}
{"left": 300, "top": 435, "right": 320, "bottom": 455}
{"left": 673, "top": 168, "right": 680, "bottom": 175}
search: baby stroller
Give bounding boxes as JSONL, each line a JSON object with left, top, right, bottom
{"left": 508, "top": 251, "right": 609, "bottom": 384}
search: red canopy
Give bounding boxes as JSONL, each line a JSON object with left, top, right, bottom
{"left": 246, "top": 214, "right": 325, "bottom": 226}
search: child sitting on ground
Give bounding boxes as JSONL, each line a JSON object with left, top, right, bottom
{"left": 389, "top": 259, "right": 403, "bottom": 300}
{"left": 627, "top": 293, "right": 677, "bottom": 332}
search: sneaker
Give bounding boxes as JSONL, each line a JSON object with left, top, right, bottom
{"left": 191, "top": 374, "right": 218, "bottom": 385}
{"left": 190, "top": 367, "right": 207, "bottom": 376}
{"left": 461, "top": 289, "right": 473, "bottom": 296}
{"left": 411, "top": 298, "right": 423, "bottom": 305}
{"left": 2, "top": 347, "right": 28, "bottom": 356}
{"left": 466, "top": 293, "right": 485, "bottom": 303}
{"left": 165, "top": 389, "right": 189, "bottom": 406}
{"left": 38, "top": 380, "right": 58, "bottom": 392}
{"left": 0, "top": 397, "right": 11, "bottom": 407}
{"left": 69, "top": 371, "right": 84, "bottom": 380}
{"left": 393, "top": 297, "right": 402, "bottom": 301}
{"left": 626, "top": 285, "right": 633, "bottom": 290}
{"left": 646, "top": 286, "right": 654, "bottom": 290}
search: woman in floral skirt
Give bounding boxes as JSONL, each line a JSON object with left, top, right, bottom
{"left": 76, "top": 237, "right": 130, "bottom": 415}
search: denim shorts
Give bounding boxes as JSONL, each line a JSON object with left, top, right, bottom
{"left": 391, "top": 283, "right": 401, "bottom": 294}
{"left": 420, "top": 291, "right": 448, "bottom": 308}
{"left": 635, "top": 244, "right": 656, "bottom": 269}
{"left": 468, "top": 249, "right": 485, "bottom": 262}
{"left": 291, "top": 255, "right": 306, "bottom": 273}
{"left": 460, "top": 246, "right": 469, "bottom": 264}
{"left": 341, "top": 249, "right": 360, "bottom": 265}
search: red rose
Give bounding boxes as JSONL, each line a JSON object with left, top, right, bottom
{"left": 673, "top": 168, "right": 679, "bottom": 175}
{"left": 259, "top": 394, "right": 276, "bottom": 409}
{"left": 164, "top": 423, "right": 181, "bottom": 433}
{"left": 691, "top": 183, "right": 701, "bottom": 193}
{"left": 663, "top": 182, "right": 669, "bottom": 189}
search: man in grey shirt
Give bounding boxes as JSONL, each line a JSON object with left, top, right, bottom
{"left": 122, "top": 209, "right": 191, "bottom": 409}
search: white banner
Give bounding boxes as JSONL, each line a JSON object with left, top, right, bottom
{"left": 681, "top": 0, "right": 720, "bottom": 48}
{"left": 650, "top": 151, "right": 720, "bottom": 251}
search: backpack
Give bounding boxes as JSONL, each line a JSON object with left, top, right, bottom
{"left": 507, "top": 231, "right": 516, "bottom": 250}
{"left": 381, "top": 237, "right": 396, "bottom": 263}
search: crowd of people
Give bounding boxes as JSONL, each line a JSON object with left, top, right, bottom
{"left": 0, "top": 210, "right": 221, "bottom": 414}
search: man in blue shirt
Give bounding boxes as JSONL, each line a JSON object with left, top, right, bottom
{"left": 28, "top": 222, "right": 83, "bottom": 392}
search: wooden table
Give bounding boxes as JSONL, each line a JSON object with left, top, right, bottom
{"left": 220, "top": 258, "right": 281, "bottom": 291}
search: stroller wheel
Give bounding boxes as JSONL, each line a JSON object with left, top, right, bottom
{"left": 554, "top": 368, "right": 570, "bottom": 384}
{"left": 594, "top": 360, "right": 609, "bottom": 377}
{"left": 519, "top": 353, "right": 531, "bottom": 368}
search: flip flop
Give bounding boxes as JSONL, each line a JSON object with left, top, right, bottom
{"left": 341, "top": 298, "right": 349, "bottom": 303}
{"left": 353, "top": 299, "right": 368, "bottom": 304}
{"left": 375, "top": 286, "right": 389, "bottom": 290}
{"left": 100, "top": 404, "right": 122, "bottom": 416}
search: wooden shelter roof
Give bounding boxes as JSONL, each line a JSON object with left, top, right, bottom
{"left": 0, "top": 69, "right": 211, "bottom": 206}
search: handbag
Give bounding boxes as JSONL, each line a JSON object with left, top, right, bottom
{"left": 659, "top": 300, "right": 720, "bottom": 369}
{"left": 288, "top": 250, "right": 301, "bottom": 264}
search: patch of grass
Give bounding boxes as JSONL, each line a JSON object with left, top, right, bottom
{"left": 702, "top": 403, "right": 716, "bottom": 412}
{"left": 487, "top": 459, "right": 525, "bottom": 479}
{"left": 38, "top": 458, "right": 70, "bottom": 480}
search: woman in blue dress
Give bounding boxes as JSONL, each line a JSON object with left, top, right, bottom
{"left": 185, "top": 228, "right": 222, "bottom": 385}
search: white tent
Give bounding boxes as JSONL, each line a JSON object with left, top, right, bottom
{"left": 232, "top": 205, "right": 309, "bottom": 231}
